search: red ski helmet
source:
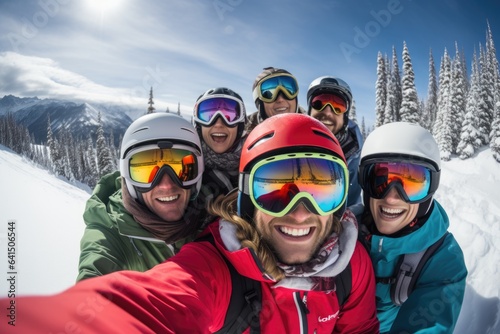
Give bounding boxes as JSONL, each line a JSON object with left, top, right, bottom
{"left": 238, "top": 113, "right": 347, "bottom": 220}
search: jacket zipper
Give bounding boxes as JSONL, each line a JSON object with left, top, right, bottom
{"left": 293, "top": 291, "right": 309, "bottom": 333}
{"left": 378, "top": 238, "right": 384, "bottom": 252}
{"left": 129, "top": 238, "right": 143, "bottom": 257}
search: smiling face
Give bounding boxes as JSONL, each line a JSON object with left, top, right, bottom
{"left": 142, "top": 173, "right": 191, "bottom": 221}
{"left": 262, "top": 93, "right": 297, "bottom": 118}
{"left": 201, "top": 117, "right": 238, "bottom": 153}
{"left": 369, "top": 187, "right": 419, "bottom": 235}
{"left": 254, "top": 203, "right": 333, "bottom": 265}
{"left": 310, "top": 104, "right": 345, "bottom": 135}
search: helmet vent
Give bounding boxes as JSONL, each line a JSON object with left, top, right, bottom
{"left": 180, "top": 126, "right": 196, "bottom": 135}
{"left": 247, "top": 132, "right": 274, "bottom": 151}
{"left": 132, "top": 127, "right": 149, "bottom": 134}
{"left": 313, "top": 129, "right": 338, "bottom": 146}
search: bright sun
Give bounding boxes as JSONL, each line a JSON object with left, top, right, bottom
{"left": 85, "top": 0, "right": 124, "bottom": 15}
{"left": 84, "top": 0, "right": 124, "bottom": 26}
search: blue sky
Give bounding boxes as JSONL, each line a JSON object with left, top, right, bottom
{"left": 0, "top": 0, "right": 499, "bottom": 126}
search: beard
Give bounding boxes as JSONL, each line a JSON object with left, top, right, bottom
{"left": 254, "top": 212, "right": 334, "bottom": 265}
{"left": 312, "top": 113, "right": 344, "bottom": 135}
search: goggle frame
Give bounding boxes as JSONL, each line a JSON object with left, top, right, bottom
{"left": 240, "top": 152, "right": 349, "bottom": 217}
{"left": 121, "top": 143, "right": 203, "bottom": 191}
{"left": 358, "top": 156, "right": 440, "bottom": 204}
{"left": 194, "top": 95, "right": 246, "bottom": 127}
{"left": 310, "top": 93, "right": 349, "bottom": 115}
{"left": 252, "top": 73, "right": 299, "bottom": 103}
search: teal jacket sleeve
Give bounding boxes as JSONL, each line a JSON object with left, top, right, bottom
{"left": 386, "top": 234, "right": 467, "bottom": 333}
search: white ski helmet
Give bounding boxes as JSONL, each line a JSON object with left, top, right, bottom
{"left": 306, "top": 76, "right": 352, "bottom": 116}
{"left": 119, "top": 113, "right": 204, "bottom": 201}
{"left": 360, "top": 122, "right": 441, "bottom": 171}
{"left": 359, "top": 122, "right": 441, "bottom": 217}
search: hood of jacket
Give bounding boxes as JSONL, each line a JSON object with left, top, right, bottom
{"left": 83, "top": 171, "right": 163, "bottom": 242}
{"left": 205, "top": 220, "right": 274, "bottom": 283}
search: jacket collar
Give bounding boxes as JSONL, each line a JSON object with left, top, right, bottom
{"left": 369, "top": 200, "right": 449, "bottom": 259}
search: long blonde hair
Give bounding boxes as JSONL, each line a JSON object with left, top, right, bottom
{"left": 208, "top": 191, "right": 286, "bottom": 281}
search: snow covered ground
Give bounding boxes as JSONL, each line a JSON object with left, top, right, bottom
{"left": 0, "top": 144, "right": 499, "bottom": 333}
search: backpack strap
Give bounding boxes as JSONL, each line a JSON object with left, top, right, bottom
{"left": 335, "top": 262, "right": 352, "bottom": 308}
{"left": 195, "top": 234, "right": 262, "bottom": 334}
{"left": 389, "top": 232, "right": 448, "bottom": 306}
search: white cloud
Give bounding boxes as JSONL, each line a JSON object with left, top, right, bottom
{"left": 0, "top": 51, "right": 144, "bottom": 108}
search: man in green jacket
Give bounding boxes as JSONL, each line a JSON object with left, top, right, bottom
{"left": 77, "top": 113, "right": 207, "bottom": 281}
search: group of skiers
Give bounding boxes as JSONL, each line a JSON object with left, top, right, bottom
{"left": 0, "top": 67, "right": 466, "bottom": 333}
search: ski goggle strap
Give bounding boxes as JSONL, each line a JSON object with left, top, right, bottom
{"left": 240, "top": 152, "right": 348, "bottom": 217}
{"left": 123, "top": 144, "right": 201, "bottom": 190}
{"left": 194, "top": 96, "right": 245, "bottom": 127}
{"left": 310, "top": 93, "right": 348, "bottom": 114}
{"left": 252, "top": 73, "right": 299, "bottom": 103}
{"left": 359, "top": 159, "right": 440, "bottom": 203}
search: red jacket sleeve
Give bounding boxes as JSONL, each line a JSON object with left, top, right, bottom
{"left": 334, "top": 241, "right": 380, "bottom": 333}
{"left": 0, "top": 241, "right": 232, "bottom": 334}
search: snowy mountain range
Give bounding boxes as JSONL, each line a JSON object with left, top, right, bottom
{"left": 0, "top": 95, "right": 136, "bottom": 145}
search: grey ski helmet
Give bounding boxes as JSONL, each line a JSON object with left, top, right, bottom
{"left": 307, "top": 76, "right": 352, "bottom": 118}
{"left": 119, "top": 113, "right": 204, "bottom": 201}
{"left": 359, "top": 122, "right": 441, "bottom": 217}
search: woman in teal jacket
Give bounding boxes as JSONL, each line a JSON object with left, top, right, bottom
{"left": 357, "top": 122, "right": 467, "bottom": 333}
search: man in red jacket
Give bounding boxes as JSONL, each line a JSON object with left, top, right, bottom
{"left": 0, "top": 114, "right": 378, "bottom": 333}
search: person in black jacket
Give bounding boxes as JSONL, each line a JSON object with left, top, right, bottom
{"left": 192, "top": 87, "right": 248, "bottom": 220}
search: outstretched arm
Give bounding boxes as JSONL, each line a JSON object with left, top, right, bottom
{"left": 2, "top": 241, "right": 231, "bottom": 333}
